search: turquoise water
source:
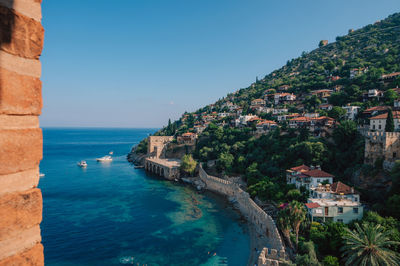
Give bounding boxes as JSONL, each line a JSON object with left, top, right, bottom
{"left": 39, "top": 128, "right": 250, "bottom": 266}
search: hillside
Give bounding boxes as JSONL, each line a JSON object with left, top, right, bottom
{"left": 134, "top": 12, "right": 400, "bottom": 265}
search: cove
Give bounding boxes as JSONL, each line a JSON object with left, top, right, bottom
{"left": 39, "top": 128, "right": 250, "bottom": 266}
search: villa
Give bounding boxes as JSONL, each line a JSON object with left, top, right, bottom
{"left": 306, "top": 182, "right": 363, "bottom": 223}
{"left": 286, "top": 165, "right": 334, "bottom": 189}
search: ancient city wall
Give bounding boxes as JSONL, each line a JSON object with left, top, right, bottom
{"left": 198, "top": 166, "right": 285, "bottom": 253}
{"left": 365, "top": 131, "right": 400, "bottom": 170}
{"left": 0, "top": 0, "right": 44, "bottom": 264}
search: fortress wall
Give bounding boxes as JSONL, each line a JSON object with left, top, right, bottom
{"left": 0, "top": 0, "right": 44, "bottom": 264}
{"left": 198, "top": 166, "right": 285, "bottom": 253}
{"left": 147, "top": 136, "right": 174, "bottom": 158}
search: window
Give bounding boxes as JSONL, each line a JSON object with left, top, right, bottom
{"left": 394, "top": 152, "right": 397, "bottom": 158}
{"left": 353, "top": 208, "right": 359, "bottom": 214}
{"left": 338, "top": 207, "right": 343, "bottom": 214}
{"left": 337, "top": 219, "right": 343, "bottom": 223}
{"left": 379, "top": 125, "right": 381, "bottom": 129}
{"left": 373, "top": 125, "right": 376, "bottom": 129}
{"left": 317, "top": 179, "right": 321, "bottom": 183}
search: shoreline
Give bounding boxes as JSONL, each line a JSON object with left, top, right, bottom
{"left": 128, "top": 150, "right": 285, "bottom": 265}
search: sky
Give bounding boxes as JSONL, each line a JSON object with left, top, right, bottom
{"left": 40, "top": 0, "right": 400, "bottom": 128}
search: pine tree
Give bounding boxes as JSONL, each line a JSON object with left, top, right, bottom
{"left": 386, "top": 109, "right": 395, "bottom": 132}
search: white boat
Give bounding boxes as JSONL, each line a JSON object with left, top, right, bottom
{"left": 77, "top": 160, "right": 87, "bottom": 167}
{"left": 39, "top": 173, "right": 45, "bottom": 177}
{"left": 96, "top": 155, "right": 112, "bottom": 162}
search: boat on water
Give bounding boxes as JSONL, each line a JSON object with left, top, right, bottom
{"left": 39, "top": 173, "right": 45, "bottom": 177}
{"left": 77, "top": 160, "right": 87, "bottom": 167}
{"left": 96, "top": 155, "right": 112, "bottom": 162}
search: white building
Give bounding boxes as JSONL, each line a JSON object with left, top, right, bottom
{"left": 286, "top": 165, "right": 334, "bottom": 190}
{"left": 235, "top": 115, "right": 257, "bottom": 127}
{"left": 272, "top": 108, "right": 288, "bottom": 115}
{"left": 369, "top": 111, "right": 400, "bottom": 131}
{"left": 342, "top": 106, "right": 360, "bottom": 120}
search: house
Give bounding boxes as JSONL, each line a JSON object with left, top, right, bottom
{"left": 177, "top": 132, "right": 198, "bottom": 145}
{"left": 235, "top": 115, "right": 258, "bottom": 127}
{"left": 255, "top": 120, "right": 278, "bottom": 134}
{"left": 286, "top": 165, "right": 334, "bottom": 189}
{"left": 395, "top": 99, "right": 400, "bottom": 108}
{"left": 380, "top": 72, "right": 400, "bottom": 84}
{"left": 319, "top": 104, "right": 333, "bottom": 111}
{"left": 311, "top": 89, "right": 332, "bottom": 99}
{"left": 368, "top": 89, "right": 383, "bottom": 98}
{"left": 342, "top": 106, "right": 360, "bottom": 120}
{"left": 288, "top": 117, "right": 311, "bottom": 128}
{"left": 251, "top": 98, "right": 266, "bottom": 107}
{"left": 304, "top": 113, "right": 320, "bottom": 118}
{"left": 306, "top": 198, "right": 363, "bottom": 224}
{"left": 286, "top": 165, "right": 310, "bottom": 185}
{"left": 310, "top": 116, "right": 336, "bottom": 136}
{"left": 272, "top": 108, "right": 288, "bottom": 115}
{"left": 278, "top": 85, "right": 290, "bottom": 91}
{"left": 350, "top": 68, "right": 368, "bottom": 79}
{"left": 273, "top": 93, "right": 296, "bottom": 104}
{"left": 194, "top": 125, "right": 206, "bottom": 134}
{"left": 306, "top": 182, "right": 363, "bottom": 223}
{"left": 369, "top": 111, "right": 400, "bottom": 131}
{"left": 362, "top": 106, "right": 390, "bottom": 119}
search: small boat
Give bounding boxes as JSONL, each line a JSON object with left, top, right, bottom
{"left": 109, "top": 151, "right": 114, "bottom": 155}
{"left": 77, "top": 160, "right": 87, "bottom": 167}
{"left": 39, "top": 173, "right": 45, "bottom": 177}
{"left": 96, "top": 155, "right": 112, "bottom": 162}
{"left": 134, "top": 165, "right": 144, "bottom": 169}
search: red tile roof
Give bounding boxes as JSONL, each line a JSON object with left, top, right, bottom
{"left": 290, "top": 117, "right": 311, "bottom": 122}
{"left": 304, "top": 169, "right": 334, "bottom": 178}
{"left": 363, "top": 106, "right": 390, "bottom": 113}
{"left": 382, "top": 72, "right": 400, "bottom": 79}
{"left": 331, "top": 181, "right": 356, "bottom": 194}
{"left": 290, "top": 165, "right": 310, "bottom": 172}
{"left": 370, "top": 111, "right": 400, "bottom": 120}
{"left": 305, "top": 203, "right": 320, "bottom": 209}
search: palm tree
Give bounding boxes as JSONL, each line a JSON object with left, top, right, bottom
{"left": 341, "top": 222, "right": 400, "bottom": 266}
{"left": 277, "top": 208, "right": 293, "bottom": 249}
{"left": 288, "top": 201, "right": 306, "bottom": 248}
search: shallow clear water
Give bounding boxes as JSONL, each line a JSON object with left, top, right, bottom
{"left": 39, "top": 128, "right": 250, "bottom": 266}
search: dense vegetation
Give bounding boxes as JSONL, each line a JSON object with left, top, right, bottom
{"left": 135, "top": 12, "right": 400, "bottom": 265}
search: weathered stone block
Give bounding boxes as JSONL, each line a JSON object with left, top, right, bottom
{"left": 0, "top": 129, "right": 42, "bottom": 175}
{"left": 0, "top": 225, "right": 41, "bottom": 261}
{"left": 0, "top": 168, "right": 39, "bottom": 196}
{"left": 0, "top": 5, "right": 44, "bottom": 59}
{"left": 0, "top": 67, "right": 42, "bottom": 115}
{"left": 0, "top": 188, "right": 42, "bottom": 239}
{"left": 0, "top": 243, "right": 43, "bottom": 266}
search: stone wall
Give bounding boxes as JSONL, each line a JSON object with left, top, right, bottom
{"left": 365, "top": 131, "right": 400, "bottom": 170}
{"left": 147, "top": 136, "right": 174, "bottom": 158}
{"left": 0, "top": 0, "right": 44, "bottom": 264}
{"left": 198, "top": 166, "right": 285, "bottom": 253}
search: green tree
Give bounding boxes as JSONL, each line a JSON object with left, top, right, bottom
{"left": 277, "top": 206, "right": 294, "bottom": 249}
{"left": 180, "top": 154, "right": 197, "bottom": 176}
{"left": 386, "top": 109, "right": 395, "bottom": 132}
{"left": 385, "top": 89, "right": 398, "bottom": 106}
{"left": 341, "top": 223, "right": 400, "bottom": 266}
{"left": 216, "top": 152, "right": 234, "bottom": 172}
{"left": 322, "top": 256, "right": 339, "bottom": 266}
{"left": 289, "top": 201, "right": 307, "bottom": 247}
{"left": 328, "top": 106, "right": 346, "bottom": 121}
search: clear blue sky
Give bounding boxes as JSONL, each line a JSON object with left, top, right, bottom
{"left": 40, "top": 0, "right": 400, "bottom": 128}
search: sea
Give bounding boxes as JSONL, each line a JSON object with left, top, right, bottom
{"left": 39, "top": 128, "right": 250, "bottom": 266}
